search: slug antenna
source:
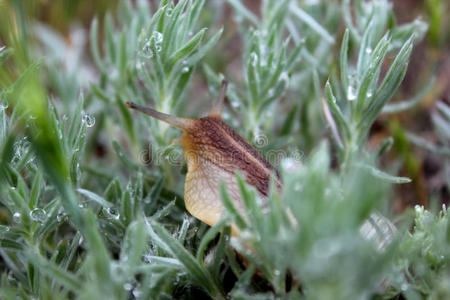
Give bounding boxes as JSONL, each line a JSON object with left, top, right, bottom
{"left": 126, "top": 102, "right": 192, "bottom": 130}
{"left": 209, "top": 79, "right": 228, "bottom": 117}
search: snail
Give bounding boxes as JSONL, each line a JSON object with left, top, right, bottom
{"left": 126, "top": 80, "right": 396, "bottom": 251}
{"left": 126, "top": 80, "right": 281, "bottom": 231}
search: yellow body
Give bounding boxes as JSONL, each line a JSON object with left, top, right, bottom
{"left": 183, "top": 150, "right": 243, "bottom": 227}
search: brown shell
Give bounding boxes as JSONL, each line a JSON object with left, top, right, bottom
{"left": 180, "top": 116, "right": 280, "bottom": 197}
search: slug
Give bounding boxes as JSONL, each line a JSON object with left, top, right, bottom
{"left": 126, "top": 80, "right": 281, "bottom": 229}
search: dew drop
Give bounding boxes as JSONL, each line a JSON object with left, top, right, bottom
{"left": 57, "top": 212, "right": 66, "bottom": 222}
{"left": 30, "top": 208, "right": 47, "bottom": 223}
{"left": 181, "top": 66, "right": 189, "bottom": 73}
{"left": 166, "top": 7, "right": 173, "bottom": 17}
{"left": 155, "top": 45, "right": 162, "bottom": 52}
{"left": 82, "top": 114, "right": 95, "bottom": 127}
{"left": 13, "top": 212, "right": 21, "bottom": 223}
{"left": 347, "top": 85, "right": 357, "bottom": 101}
{"left": 152, "top": 31, "right": 163, "bottom": 44}
{"left": 142, "top": 40, "right": 153, "bottom": 58}
{"left": 401, "top": 283, "right": 408, "bottom": 291}
{"left": 365, "top": 47, "right": 372, "bottom": 54}
{"left": 132, "top": 288, "right": 142, "bottom": 297}
{"left": 107, "top": 207, "right": 120, "bottom": 220}
{"left": 366, "top": 90, "right": 373, "bottom": 98}
{"left": 123, "top": 282, "right": 133, "bottom": 291}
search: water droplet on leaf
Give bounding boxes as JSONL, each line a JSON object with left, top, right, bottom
{"left": 13, "top": 212, "right": 21, "bottom": 223}
{"left": 132, "top": 288, "right": 142, "bottom": 297}
{"left": 107, "top": 207, "right": 120, "bottom": 220}
{"left": 347, "top": 85, "right": 357, "bottom": 101}
{"left": 82, "top": 114, "right": 95, "bottom": 127}
{"left": 152, "top": 31, "right": 163, "bottom": 44}
{"left": 30, "top": 208, "right": 47, "bottom": 223}
{"left": 57, "top": 212, "right": 66, "bottom": 222}
{"left": 142, "top": 40, "right": 153, "bottom": 58}
{"left": 123, "top": 282, "right": 133, "bottom": 291}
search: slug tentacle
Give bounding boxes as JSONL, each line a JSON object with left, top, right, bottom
{"left": 209, "top": 79, "right": 228, "bottom": 117}
{"left": 125, "top": 101, "right": 193, "bottom": 130}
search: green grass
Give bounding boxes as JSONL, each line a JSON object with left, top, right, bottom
{"left": 0, "top": 0, "right": 449, "bottom": 299}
